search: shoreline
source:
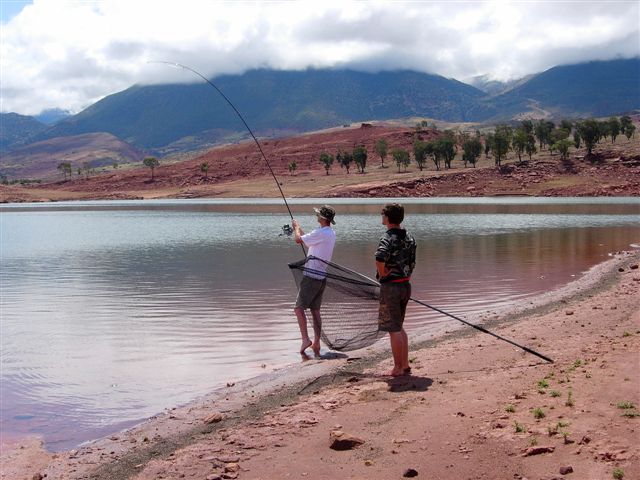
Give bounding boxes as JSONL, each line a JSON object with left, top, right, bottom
{"left": 1, "top": 249, "right": 639, "bottom": 480}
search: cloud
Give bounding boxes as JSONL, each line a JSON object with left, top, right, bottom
{"left": 1, "top": 0, "right": 638, "bottom": 115}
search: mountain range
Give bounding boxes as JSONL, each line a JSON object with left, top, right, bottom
{"left": 1, "top": 58, "right": 638, "bottom": 172}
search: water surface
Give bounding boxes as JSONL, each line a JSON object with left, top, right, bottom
{"left": 1, "top": 197, "right": 638, "bottom": 449}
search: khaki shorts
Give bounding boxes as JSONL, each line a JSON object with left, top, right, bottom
{"left": 378, "top": 282, "right": 411, "bottom": 332}
{"left": 295, "top": 276, "right": 327, "bottom": 310}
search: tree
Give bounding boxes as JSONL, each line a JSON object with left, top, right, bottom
{"left": 620, "top": 115, "right": 635, "bottom": 139}
{"left": 200, "top": 161, "right": 210, "bottom": 179}
{"left": 392, "top": 149, "right": 410, "bottom": 172}
{"left": 553, "top": 139, "right": 572, "bottom": 161}
{"left": 559, "top": 119, "right": 573, "bottom": 133}
{"left": 425, "top": 140, "right": 441, "bottom": 170}
{"left": 288, "top": 161, "right": 297, "bottom": 175}
{"left": 573, "top": 130, "right": 581, "bottom": 149}
{"left": 353, "top": 145, "right": 368, "bottom": 173}
{"left": 462, "top": 136, "right": 482, "bottom": 168}
{"left": 597, "top": 120, "right": 610, "bottom": 143}
{"left": 438, "top": 137, "right": 456, "bottom": 169}
{"left": 521, "top": 119, "right": 534, "bottom": 135}
{"left": 608, "top": 117, "right": 620, "bottom": 143}
{"left": 549, "top": 128, "right": 570, "bottom": 154}
{"left": 82, "top": 161, "right": 91, "bottom": 179}
{"left": 143, "top": 156, "right": 160, "bottom": 180}
{"left": 337, "top": 150, "right": 353, "bottom": 174}
{"left": 484, "top": 133, "right": 494, "bottom": 158}
{"left": 319, "top": 153, "right": 334, "bottom": 175}
{"left": 576, "top": 119, "right": 599, "bottom": 155}
{"left": 112, "top": 162, "right": 119, "bottom": 170}
{"left": 534, "top": 120, "right": 554, "bottom": 149}
{"left": 624, "top": 123, "right": 636, "bottom": 140}
{"left": 374, "top": 138, "right": 388, "bottom": 168}
{"left": 413, "top": 139, "right": 428, "bottom": 171}
{"left": 493, "top": 124, "right": 512, "bottom": 167}
{"left": 525, "top": 133, "right": 537, "bottom": 161}
{"left": 57, "top": 161, "right": 72, "bottom": 181}
{"left": 512, "top": 128, "right": 528, "bottom": 163}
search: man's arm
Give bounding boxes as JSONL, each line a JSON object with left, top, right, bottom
{"left": 292, "top": 219, "right": 305, "bottom": 245}
{"left": 376, "top": 260, "right": 390, "bottom": 279}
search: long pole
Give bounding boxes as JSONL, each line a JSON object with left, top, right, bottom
{"left": 316, "top": 256, "right": 553, "bottom": 363}
{"left": 151, "top": 61, "right": 305, "bottom": 255}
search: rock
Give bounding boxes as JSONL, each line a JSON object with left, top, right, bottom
{"left": 217, "top": 455, "right": 240, "bottom": 463}
{"left": 224, "top": 463, "right": 240, "bottom": 473}
{"left": 32, "top": 474, "right": 43, "bottom": 480}
{"left": 630, "top": 264, "right": 639, "bottom": 270}
{"left": 618, "top": 267, "right": 625, "bottom": 272}
{"left": 565, "top": 311, "right": 574, "bottom": 315}
{"left": 559, "top": 465, "right": 574, "bottom": 474}
{"left": 522, "top": 445, "right": 555, "bottom": 456}
{"left": 329, "top": 430, "right": 365, "bottom": 450}
{"left": 403, "top": 468, "right": 419, "bottom": 477}
{"left": 204, "top": 412, "right": 224, "bottom": 424}
{"left": 578, "top": 435, "right": 592, "bottom": 445}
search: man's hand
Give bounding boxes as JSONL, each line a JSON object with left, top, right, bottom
{"left": 292, "top": 219, "right": 304, "bottom": 244}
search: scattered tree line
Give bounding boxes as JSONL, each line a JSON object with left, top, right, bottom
{"left": 316, "top": 115, "right": 636, "bottom": 175}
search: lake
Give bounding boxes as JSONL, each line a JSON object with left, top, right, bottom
{"left": 1, "top": 197, "right": 638, "bottom": 450}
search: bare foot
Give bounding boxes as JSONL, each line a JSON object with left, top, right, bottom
{"left": 300, "top": 352, "right": 311, "bottom": 362}
{"left": 300, "top": 339, "right": 312, "bottom": 354}
{"left": 312, "top": 341, "right": 321, "bottom": 357}
{"left": 387, "top": 367, "right": 406, "bottom": 377}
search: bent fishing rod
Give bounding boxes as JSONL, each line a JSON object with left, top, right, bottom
{"left": 313, "top": 257, "right": 554, "bottom": 364}
{"left": 150, "top": 61, "right": 305, "bottom": 255}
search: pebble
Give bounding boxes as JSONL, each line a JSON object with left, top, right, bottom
{"left": 329, "top": 430, "right": 365, "bottom": 450}
{"left": 559, "top": 465, "right": 574, "bottom": 474}
{"left": 403, "top": 468, "right": 419, "bottom": 478}
{"left": 204, "top": 412, "right": 224, "bottom": 424}
{"left": 522, "top": 445, "right": 555, "bottom": 456}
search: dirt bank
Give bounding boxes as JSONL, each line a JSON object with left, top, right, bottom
{"left": 3, "top": 250, "right": 638, "bottom": 480}
{"left": 2, "top": 124, "right": 639, "bottom": 203}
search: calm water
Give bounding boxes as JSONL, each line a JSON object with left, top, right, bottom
{"left": 1, "top": 198, "right": 639, "bottom": 450}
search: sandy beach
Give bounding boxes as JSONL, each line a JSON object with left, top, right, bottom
{"left": 2, "top": 249, "right": 639, "bottom": 480}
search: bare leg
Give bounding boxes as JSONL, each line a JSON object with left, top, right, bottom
{"left": 400, "top": 328, "right": 410, "bottom": 372}
{"left": 294, "top": 307, "right": 312, "bottom": 354}
{"left": 310, "top": 309, "right": 322, "bottom": 357}
{"left": 387, "top": 331, "right": 405, "bottom": 376}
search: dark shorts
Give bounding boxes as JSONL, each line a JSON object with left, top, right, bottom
{"left": 378, "top": 282, "right": 411, "bottom": 333}
{"left": 295, "top": 276, "right": 327, "bottom": 310}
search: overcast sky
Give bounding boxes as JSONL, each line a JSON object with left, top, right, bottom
{"left": 1, "top": 0, "right": 638, "bottom": 116}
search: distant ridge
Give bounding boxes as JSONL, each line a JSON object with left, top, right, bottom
{"left": 0, "top": 113, "right": 47, "bottom": 151}
{"left": 3, "top": 58, "right": 639, "bottom": 155}
{"left": 488, "top": 58, "right": 640, "bottom": 118}
{"left": 36, "top": 69, "right": 491, "bottom": 150}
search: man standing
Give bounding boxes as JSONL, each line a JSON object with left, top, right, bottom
{"left": 292, "top": 205, "right": 337, "bottom": 357}
{"left": 375, "top": 203, "right": 416, "bottom": 376}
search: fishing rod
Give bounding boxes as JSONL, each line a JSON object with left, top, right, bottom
{"left": 150, "top": 61, "right": 305, "bottom": 255}
{"left": 312, "top": 256, "right": 553, "bottom": 363}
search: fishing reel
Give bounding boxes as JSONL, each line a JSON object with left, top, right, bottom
{"left": 280, "top": 224, "right": 294, "bottom": 237}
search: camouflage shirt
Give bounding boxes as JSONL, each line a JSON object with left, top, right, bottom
{"left": 375, "top": 228, "right": 416, "bottom": 283}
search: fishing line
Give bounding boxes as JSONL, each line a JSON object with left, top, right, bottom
{"left": 150, "top": 61, "right": 305, "bottom": 255}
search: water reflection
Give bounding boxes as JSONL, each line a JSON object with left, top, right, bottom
{"left": 1, "top": 200, "right": 638, "bottom": 449}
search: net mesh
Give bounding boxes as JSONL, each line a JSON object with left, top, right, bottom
{"left": 289, "top": 256, "right": 386, "bottom": 351}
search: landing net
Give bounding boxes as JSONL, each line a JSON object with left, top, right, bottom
{"left": 289, "top": 256, "right": 386, "bottom": 351}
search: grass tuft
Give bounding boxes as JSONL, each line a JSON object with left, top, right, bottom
{"left": 532, "top": 407, "right": 545, "bottom": 419}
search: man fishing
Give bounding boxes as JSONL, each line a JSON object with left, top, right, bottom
{"left": 291, "top": 205, "right": 337, "bottom": 358}
{"left": 376, "top": 203, "right": 416, "bottom": 376}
